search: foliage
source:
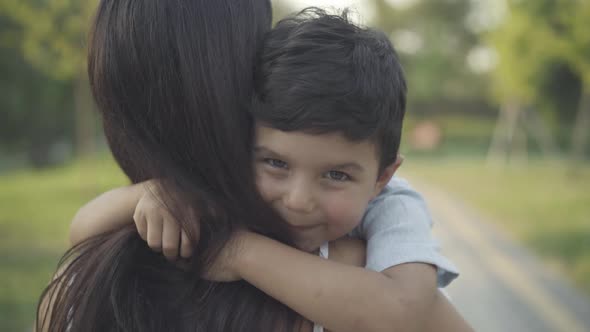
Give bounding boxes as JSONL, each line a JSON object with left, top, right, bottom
{"left": 488, "top": 0, "right": 590, "bottom": 157}
{"left": 0, "top": 0, "right": 99, "bottom": 165}
{"left": 0, "top": 13, "right": 75, "bottom": 163}
{"left": 488, "top": 0, "right": 589, "bottom": 100}
{"left": 371, "top": 0, "right": 489, "bottom": 105}
{"left": 0, "top": 0, "right": 96, "bottom": 80}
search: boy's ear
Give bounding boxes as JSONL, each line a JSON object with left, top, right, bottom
{"left": 373, "top": 155, "right": 403, "bottom": 197}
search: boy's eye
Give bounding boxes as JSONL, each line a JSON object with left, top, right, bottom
{"left": 265, "top": 158, "right": 288, "bottom": 169}
{"left": 324, "top": 170, "right": 350, "bottom": 182}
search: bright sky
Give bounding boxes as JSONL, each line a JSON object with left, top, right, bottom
{"left": 281, "top": 0, "right": 505, "bottom": 27}
{"left": 279, "top": 0, "right": 421, "bottom": 24}
{"left": 279, "top": 0, "right": 374, "bottom": 23}
{"left": 282, "top": 0, "right": 416, "bottom": 9}
{"left": 282, "top": 0, "right": 366, "bottom": 8}
{"left": 281, "top": 0, "right": 504, "bottom": 73}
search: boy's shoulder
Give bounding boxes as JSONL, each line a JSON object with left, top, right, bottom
{"left": 352, "top": 177, "right": 433, "bottom": 236}
{"left": 368, "top": 177, "right": 428, "bottom": 210}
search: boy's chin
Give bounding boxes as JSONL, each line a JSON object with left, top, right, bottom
{"left": 293, "top": 238, "right": 323, "bottom": 253}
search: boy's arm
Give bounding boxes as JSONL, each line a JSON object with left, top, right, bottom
{"left": 235, "top": 232, "right": 472, "bottom": 332}
{"left": 351, "top": 178, "right": 463, "bottom": 330}
{"left": 357, "top": 178, "right": 459, "bottom": 286}
{"left": 69, "top": 183, "right": 143, "bottom": 246}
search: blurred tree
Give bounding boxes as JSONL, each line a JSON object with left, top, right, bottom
{"left": 370, "top": 0, "right": 490, "bottom": 112}
{"left": 560, "top": 1, "right": 590, "bottom": 162}
{"left": 0, "top": 0, "right": 294, "bottom": 167}
{"left": 486, "top": 1, "right": 560, "bottom": 163}
{"left": 0, "top": 11, "right": 75, "bottom": 167}
{"left": 488, "top": 0, "right": 590, "bottom": 162}
{"left": 0, "top": 0, "right": 98, "bottom": 165}
{"left": 272, "top": 0, "right": 297, "bottom": 24}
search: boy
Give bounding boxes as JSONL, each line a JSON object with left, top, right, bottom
{"left": 71, "top": 8, "right": 470, "bottom": 332}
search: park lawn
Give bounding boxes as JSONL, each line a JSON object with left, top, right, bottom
{"left": 401, "top": 158, "right": 590, "bottom": 294}
{"left": 0, "top": 157, "right": 127, "bottom": 331}
{"left": 1, "top": 155, "right": 588, "bottom": 330}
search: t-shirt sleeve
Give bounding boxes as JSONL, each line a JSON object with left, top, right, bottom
{"left": 353, "top": 179, "right": 459, "bottom": 287}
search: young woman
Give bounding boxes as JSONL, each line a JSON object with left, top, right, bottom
{"left": 37, "top": 0, "right": 304, "bottom": 330}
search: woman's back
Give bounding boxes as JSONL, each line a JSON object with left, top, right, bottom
{"left": 37, "top": 0, "right": 298, "bottom": 331}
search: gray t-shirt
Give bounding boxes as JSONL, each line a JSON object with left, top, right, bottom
{"left": 350, "top": 177, "right": 459, "bottom": 287}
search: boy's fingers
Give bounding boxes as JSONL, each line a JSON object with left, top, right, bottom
{"left": 187, "top": 208, "right": 201, "bottom": 243}
{"left": 133, "top": 211, "right": 148, "bottom": 241}
{"left": 180, "top": 231, "right": 193, "bottom": 259}
{"left": 146, "top": 216, "right": 163, "bottom": 252}
{"left": 162, "top": 219, "right": 180, "bottom": 261}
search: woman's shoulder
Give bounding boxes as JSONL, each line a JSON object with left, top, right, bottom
{"left": 328, "top": 237, "right": 366, "bottom": 267}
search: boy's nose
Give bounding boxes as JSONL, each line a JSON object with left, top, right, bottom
{"left": 282, "top": 180, "right": 315, "bottom": 214}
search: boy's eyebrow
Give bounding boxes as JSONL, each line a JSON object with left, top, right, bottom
{"left": 253, "top": 146, "right": 285, "bottom": 158}
{"left": 330, "top": 162, "right": 364, "bottom": 172}
{"left": 254, "top": 145, "right": 364, "bottom": 172}
{"left": 254, "top": 146, "right": 274, "bottom": 154}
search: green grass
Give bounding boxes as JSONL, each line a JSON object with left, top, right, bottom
{"left": 1, "top": 154, "right": 588, "bottom": 330}
{"left": 0, "top": 157, "right": 127, "bottom": 331}
{"left": 401, "top": 157, "right": 590, "bottom": 294}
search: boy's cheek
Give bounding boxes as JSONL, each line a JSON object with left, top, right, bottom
{"left": 255, "top": 172, "right": 276, "bottom": 201}
{"left": 323, "top": 197, "right": 367, "bottom": 232}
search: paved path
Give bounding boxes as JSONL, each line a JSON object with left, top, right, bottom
{"left": 410, "top": 180, "right": 590, "bottom": 332}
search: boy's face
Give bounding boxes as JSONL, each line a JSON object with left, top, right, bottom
{"left": 254, "top": 123, "right": 398, "bottom": 252}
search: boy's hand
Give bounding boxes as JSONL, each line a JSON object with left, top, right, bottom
{"left": 133, "top": 181, "right": 196, "bottom": 261}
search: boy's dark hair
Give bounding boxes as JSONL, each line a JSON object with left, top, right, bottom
{"left": 252, "top": 7, "right": 407, "bottom": 173}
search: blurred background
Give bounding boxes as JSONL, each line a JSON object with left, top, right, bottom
{"left": 0, "top": 0, "right": 589, "bottom": 331}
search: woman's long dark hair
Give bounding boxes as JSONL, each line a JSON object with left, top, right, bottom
{"left": 37, "top": 0, "right": 299, "bottom": 331}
